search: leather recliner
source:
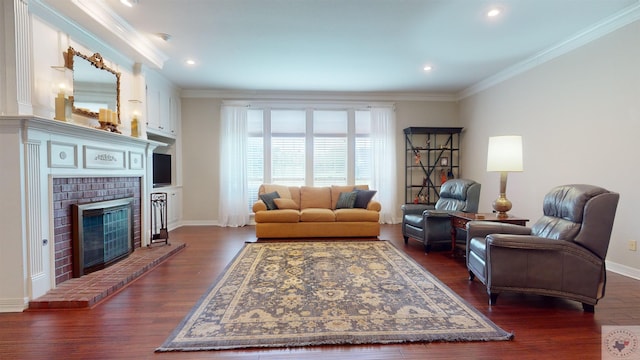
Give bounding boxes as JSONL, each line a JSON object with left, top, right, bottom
{"left": 401, "top": 179, "right": 481, "bottom": 252}
{"left": 466, "top": 184, "right": 619, "bottom": 312}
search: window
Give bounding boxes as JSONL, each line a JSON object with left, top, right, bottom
{"left": 247, "top": 106, "right": 372, "bottom": 209}
{"left": 313, "top": 110, "right": 347, "bottom": 186}
{"left": 271, "top": 110, "right": 306, "bottom": 186}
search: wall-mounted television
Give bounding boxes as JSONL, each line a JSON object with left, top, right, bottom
{"left": 152, "top": 153, "right": 172, "bottom": 187}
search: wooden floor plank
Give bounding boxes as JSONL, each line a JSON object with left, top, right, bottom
{"left": 0, "top": 224, "right": 638, "bottom": 359}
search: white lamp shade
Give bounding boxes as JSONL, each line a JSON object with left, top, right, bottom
{"left": 487, "top": 135, "right": 523, "bottom": 172}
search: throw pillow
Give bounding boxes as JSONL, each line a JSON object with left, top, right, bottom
{"left": 354, "top": 189, "right": 377, "bottom": 209}
{"left": 335, "top": 191, "right": 357, "bottom": 209}
{"left": 273, "top": 198, "right": 298, "bottom": 210}
{"left": 259, "top": 191, "right": 280, "bottom": 210}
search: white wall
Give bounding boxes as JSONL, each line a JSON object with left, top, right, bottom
{"left": 459, "top": 20, "right": 640, "bottom": 277}
{"left": 29, "top": 16, "right": 140, "bottom": 134}
{"left": 180, "top": 97, "right": 222, "bottom": 223}
{"left": 179, "top": 97, "right": 459, "bottom": 224}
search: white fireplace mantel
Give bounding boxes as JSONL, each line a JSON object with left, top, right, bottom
{"left": 0, "top": 115, "right": 165, "bottom": 312}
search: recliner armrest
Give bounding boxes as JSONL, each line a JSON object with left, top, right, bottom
{"left": 466, "top": 220, "right": 531, "bottom": 239}
{"left": 423, "top": 210, "right": 450, "bottom": 218}
{"left": 487, "top": 234, "right": 601, "bottom": 262}
{"left": 401, "top": 204, "right": 435, "bottom": 215}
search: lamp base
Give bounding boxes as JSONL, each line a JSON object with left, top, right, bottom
{"left": 492, "top": 195, "right": 512, "bottom": 219}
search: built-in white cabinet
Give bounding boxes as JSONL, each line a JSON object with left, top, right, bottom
{"left": 145, "top": 71, "right": 180, "bottom": 138}
{"left": 166, "top": 186, "right": 182, "bottom": 230}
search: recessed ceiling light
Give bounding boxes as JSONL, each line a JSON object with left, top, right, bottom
{"left": 185, "top": 59, "right": 196, "bottom": 66}
{"left": 487, "top": 8, "right": 501, "bottom": 17}
{"left": 423, "top": 65, "right": 433, "bottom": 72}
{"left": 155, "top": 33, "right": 172, "bottom": 42}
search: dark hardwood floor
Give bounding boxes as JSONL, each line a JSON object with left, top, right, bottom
{"left": 1, "top": 224, "right": 638, "bottom": 359}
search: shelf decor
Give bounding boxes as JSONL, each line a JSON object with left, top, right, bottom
{"left": 404, "top": 127, "right": 462, "bottom": 204}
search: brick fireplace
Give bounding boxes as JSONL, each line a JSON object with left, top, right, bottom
{"left": 0, "top": 116, "right": 162, "bottom": 312}
{"left": 52, "top": 177, "right": 142, "bottom": 285}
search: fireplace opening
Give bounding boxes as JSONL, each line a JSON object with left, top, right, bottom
{"left": 72, "top": 198, "right": 134, "bottom": 277}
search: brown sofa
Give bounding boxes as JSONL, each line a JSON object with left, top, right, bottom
{"left": 252, "top": 184, "right": 381, "bottom": 238}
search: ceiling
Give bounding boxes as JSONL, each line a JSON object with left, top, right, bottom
{"left": 40, "top": 0, "right": 639, "bottom": 95}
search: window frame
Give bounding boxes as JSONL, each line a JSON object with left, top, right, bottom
{"left": 246, "top": 104, "right": 374, "bottom": 209}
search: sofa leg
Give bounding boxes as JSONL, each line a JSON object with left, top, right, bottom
{"left": 468, "top": 271, "right": 475, "bottom": 281}
{"left": 489, "top": 293, "right": 498, "bottom": 305}
{"left": 582, "top": 303, "right": 595, "bottom": 313}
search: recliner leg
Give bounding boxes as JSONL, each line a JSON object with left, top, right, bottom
{"left": 468, "top": 271, "right": 475, "bottom": 281}
{"left": 403, "top": 236, "right": 408, "bottom": 244}
{"left": 582, "top": 303, "right": 595, "bottom": 313}
{"left": 489, "top": 293, "right": 498, "bottom": 305}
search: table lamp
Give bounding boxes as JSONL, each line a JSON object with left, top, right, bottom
{"left": 486, "top": 135, "right": 523, "bottom": 218}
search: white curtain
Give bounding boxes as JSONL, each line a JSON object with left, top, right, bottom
{"left": 218, "top": 105, "right": 251, "bottom": 227}
{"left": 370, "top": 106, "right": 399, "bottom": 224}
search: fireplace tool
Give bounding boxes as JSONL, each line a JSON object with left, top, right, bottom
{"left": 150, "top": 192, "right": 170, "bottom": 245}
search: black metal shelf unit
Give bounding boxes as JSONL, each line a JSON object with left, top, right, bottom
{"left": 404, "top": 127, "right": 463, "bottom": 205}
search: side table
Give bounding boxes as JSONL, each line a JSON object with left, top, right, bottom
{"left": 450, "top": 212, "right": 529, "bottom": 253}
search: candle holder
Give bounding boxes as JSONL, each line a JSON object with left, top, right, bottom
{"left": 129, "top": 99, "right": 143, "bottom": 137}
{"left": 97, "top": 108, "right": 121, "bottom": 133}
{"left": 51, "top": 66, "right": 73, "bottom": 121}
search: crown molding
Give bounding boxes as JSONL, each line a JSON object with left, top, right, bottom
{"left": 180, "top": 89, "right": 457, "bottom": 102}
{"left": 29, "top": 0, "right": 134, "bottom": 68}
{"left": 70, "top": 0, "right": 168, "bottom": 69}
{"left": 458, "top": 2, "right": 640, "bottom": 100}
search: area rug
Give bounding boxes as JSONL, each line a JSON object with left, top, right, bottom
{"left": 157, "top": 241, "right": 513, "bottom": 351}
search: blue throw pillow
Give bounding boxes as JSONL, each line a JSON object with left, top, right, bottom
{"left": 259, "top": 191, "right": 280, "bottom": 210}
{"left": 336, "top": 191, "right": 357, "bottom": 209}
{"left": 354, "top": 189, "right": 377, "bottom": 209}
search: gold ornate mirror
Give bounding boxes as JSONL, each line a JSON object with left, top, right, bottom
{"left": 63, "top": 47, "right": 121, "bottom": 122}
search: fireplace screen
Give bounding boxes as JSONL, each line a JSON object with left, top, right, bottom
{"left": 72, "top": 198, "right": 134, "bottom": 277}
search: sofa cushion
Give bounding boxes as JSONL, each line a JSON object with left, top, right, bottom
{"left": 354, "top": 189, "right": 377, "bottom": 209}
{"left": 335, "top": 208, "right": 379, "bottom": 222}
{"left": 261, "top": 184, "right": 292, "bottom": 199}
{"left": 259, "top": 191, "right": 280, "bottom": 210}
{"left": 300, "top": 208, "right": 336, "bottom": 222}
{"left": 254, "top": 209, "right": 300, "bottom": 223}
{"left": 335, "top": 191, "right": 357, "bottom": 209}
{"left": 300, "top": 186, "right": 331, "bottom": 209}
{"left": 274, "top": 198, "right": 299, "bottom": 210}
{"left": 331, "top": 185, "right": 356, "bottom": 208}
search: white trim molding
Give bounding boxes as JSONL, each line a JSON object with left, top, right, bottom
{"left": 459, "top": 2, "right": 640, "bottom": 100}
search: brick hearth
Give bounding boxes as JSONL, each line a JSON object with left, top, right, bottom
{"left": 28, "top": 241, "right": 185, "bottom": 310}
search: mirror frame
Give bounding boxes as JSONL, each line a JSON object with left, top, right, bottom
{"left": 63, "top": 46, "right": 121, "bottom": 123}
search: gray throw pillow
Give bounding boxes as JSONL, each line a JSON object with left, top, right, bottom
{"left": 336, "top": 191, "right": 357, "bottom": 209}
{"left": 353, "top": 189, "right": 377, "bottom": 209}
{"left": 259, "top": 191, "right": 280, "bottom": 210}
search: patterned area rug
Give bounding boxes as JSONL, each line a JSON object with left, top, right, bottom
{"left": 157, "top": 241, "right": 513, "bottom": 351}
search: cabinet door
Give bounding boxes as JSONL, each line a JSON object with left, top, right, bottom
{"left": 145, "top": 73, "right": 178, "bottom": 138}
{"left": 168, "top": 93, "right": 179, "bottom": 136}
{"left": 146, "top": 84, "right": 161, "bottom": 131}
{"left": 158, "top": 87, "right": 171, "bottom": 133}
{"left": 167, "top": 188, "right": 182, "bottom": 229}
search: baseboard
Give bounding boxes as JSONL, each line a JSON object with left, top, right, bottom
{"left": 0, "top": 297, "right": 29, "bottom": 313}
{"left": 606, "top": 260, "right": 640, "bottom": 281}
{"left": 177, "top": 220, "right": 220, "bottom": 227}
